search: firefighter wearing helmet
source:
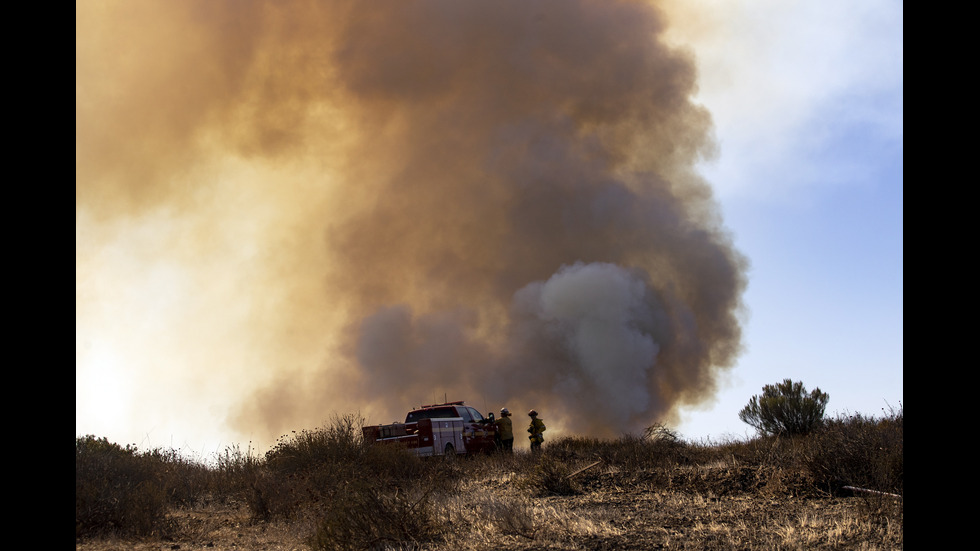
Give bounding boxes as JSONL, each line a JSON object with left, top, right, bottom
{"left": 495, "top": 408, "right": 514, "bottom": 453}
{"left": 527, "top": 410, "right": 546, "bottom": 452}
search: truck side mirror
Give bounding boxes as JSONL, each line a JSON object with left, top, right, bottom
{"left": 487, "top": 412, "right": 495, "bottom": 422}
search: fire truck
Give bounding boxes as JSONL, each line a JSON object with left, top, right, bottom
{"left": 362, "top": 401, "right": 499, "bottom": 457}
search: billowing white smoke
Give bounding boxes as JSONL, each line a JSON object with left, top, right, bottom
{"left": 350, "top": 262, "right": 671, "bottom": 433}
{"left": 510, "top": 262, "right": 668, "bottom": 429}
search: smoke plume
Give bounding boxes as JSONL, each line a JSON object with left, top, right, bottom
{"left": 76, "top": 0, "right": 747, "bottom": 449}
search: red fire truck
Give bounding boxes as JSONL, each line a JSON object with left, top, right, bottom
{"left": 362, "top": 401, "right": 498, "bottom": 457}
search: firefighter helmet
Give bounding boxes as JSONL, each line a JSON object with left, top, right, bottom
{"left": 528, "top": 409, "right": 538, "bottom": 417}
{"left": 500, "top": 407, "right": 510, "bottom": 416}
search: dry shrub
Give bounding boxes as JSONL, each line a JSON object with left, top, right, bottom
{"left": 543, "top": 430, "right": 688, "bottom": 472}
{"left": 78, "top": 405, "right": 903, "bottom": 548}
{"left": 247, "top": 469, "right": 304, "bottom": 521}
{"left": 143, "top": 447, "right": 213, "bottom": 507}
{"left": 803, "top": 405, "right": 903, "bottom": 496}
{"left": 307, "top": 479, "right": 444, "bottom": 551}
{"left": 518, "top": 455, "right": 581, "bottom": 496}
{"left": 695, "top": 404, "right": 903, "bottom": 502}
{"left": 212, "top": 443, "right": 262, "bottom": 499}
{"left": 540, "top": 435, "right": 604, "bottom": 462}
{"left": 710, "top": 433, "right": 803, "bottom": 469}
{"left": 75, "top": 435, "right": 170, "bottom": 538}
{"left": 361, "top": 440, "right": 438, "bottom": 486}
{"left": 243, "top": 414, "right": 464, "bottom": 523}
{"left": 264, "top": 413, "right": 365, "bottom": 474}
{"left": 670, "top": 463, "right": 817, "bottom": 499}
{"left": 247, "top": 414, "right": 372, "bottom": 520}
{"left": 76, "top": 436, "right": 220, "bottom": 538}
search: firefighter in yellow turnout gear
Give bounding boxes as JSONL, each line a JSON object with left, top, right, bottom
{"left": 495, "top": 408, "right": 514, "bottom": 453}
{"left": 527, "top": 410, "right": 546, "bottom": 452}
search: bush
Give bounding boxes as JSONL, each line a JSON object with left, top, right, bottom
{"left": 541, "top": 428, "right": 689, "bottom": 473}
{"left": 264, "top": 413, "right": 365, "bottom": 474}
{"left": 76, "top": 435, "right": 221, "bottom": 538}
{"left": 212, "top": 443, "right": 262, "bottom": 499}
{"left": 804, "top": 405, "right": 903, "bottom": 496}
{"left": 75, "top": 435, "right": 169, "bottom": 538}
{"left": 245, "top": 414, "right": 460, "bottom": 521}
{"left": 143, "top": 447, "right": 213, "bottom": 507}
{"left": 77, "top": 404, "right": 904, "bottom": 547}
{"left": 518, "top": 454, "right": 581, "bottom": 496}
{"left": 245, "top": 414, "right": 371, "bottom": 520}
{"left": 739, "top": 379, "right": 829, "bottom": 436}
{"left": 307, "top": 478, "right": 444, "bottom": 550}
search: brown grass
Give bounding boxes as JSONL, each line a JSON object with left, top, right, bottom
{"left": 76, "top": 406, "right": 902, "bottom": 550}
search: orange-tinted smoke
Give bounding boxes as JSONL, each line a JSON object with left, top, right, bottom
{"left": 76, "top": 0, "right": 746, "bottom": 447}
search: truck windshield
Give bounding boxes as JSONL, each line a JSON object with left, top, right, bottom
{"left": 405, "top": 407, "right": 459, "bottom": 423}
{"left": 466, "top": 407, "right": 485, "bottom": 422}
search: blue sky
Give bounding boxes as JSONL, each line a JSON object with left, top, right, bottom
{"left": 670, "top": 0, "right": 903, "bottom": 440}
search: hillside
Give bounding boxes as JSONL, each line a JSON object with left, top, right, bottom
{"left": 76, "top": 412, "right": 902, "bottom": 550}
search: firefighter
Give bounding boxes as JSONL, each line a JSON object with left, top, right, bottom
{"left": 495, "top": 407, "right": 514, "bottom": 453}
{"left": 527, "top": 410, "right": 546, "bottom": 452}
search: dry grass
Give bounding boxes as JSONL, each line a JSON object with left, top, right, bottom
{"left": 76, "top": 406, "right": 902, "bottom": 550}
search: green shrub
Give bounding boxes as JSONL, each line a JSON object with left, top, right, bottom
{"left": 739, "top": 379, "right": 829, "bottom": 436}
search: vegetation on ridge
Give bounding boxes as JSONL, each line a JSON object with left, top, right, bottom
{"left": 76, "top": 406, "right": 902, "bottom": 549}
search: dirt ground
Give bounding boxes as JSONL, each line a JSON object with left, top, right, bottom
{"left": 75, "top": 467, "right": 902, "bottom": 550}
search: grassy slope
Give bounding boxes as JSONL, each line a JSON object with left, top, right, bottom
{"left": 76, "top": 410, "right": 902, "bottom": 550}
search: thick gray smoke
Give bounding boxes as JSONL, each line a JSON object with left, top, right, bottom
{"left": 510, "top": 263, "right": 664, "bottom": 430}
{"left": 76, "top": 0, "right": 747, "bottom": 447}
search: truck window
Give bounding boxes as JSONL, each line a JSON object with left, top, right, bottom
{"left": 466, "top": 407, "right": 484, "bottom": 422}
{"left": 405, "top": 407, "right": 459, "bottom": 423}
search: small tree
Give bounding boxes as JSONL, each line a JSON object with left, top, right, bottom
{"left": 739, "top": 379, "right": 829, "bottom": 436}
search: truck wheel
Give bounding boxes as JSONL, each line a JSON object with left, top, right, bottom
{"left": 444, "top": 443, "right": 455, "bottom": 458}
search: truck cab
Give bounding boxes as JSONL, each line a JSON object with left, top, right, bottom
{"left": 404, "top": 402, "right": 498, "bottom": 455}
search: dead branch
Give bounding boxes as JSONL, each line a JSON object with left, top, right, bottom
{"left": 843, "top": 486, "right": 902, "bottom": 499}
{"left": 564, "top": 460, "right": 603, "bottom": 480}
